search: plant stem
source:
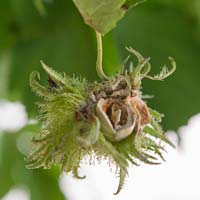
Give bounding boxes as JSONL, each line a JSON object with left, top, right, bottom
{"left": 96, "top": 31, "right": 108, "bottom": 80}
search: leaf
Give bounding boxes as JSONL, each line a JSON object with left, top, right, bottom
{"left": 124, "top": 0, "right": 146, "bottom": 8}
{"left": 72, "top": 0, "right": 144, "bottom": 35}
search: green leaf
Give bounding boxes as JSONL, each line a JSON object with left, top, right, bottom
{"left": 1, "top": 0, "right": 200, "bottom": 131}
{"left": 125, "top": 0, "right": 146, "bottom": 8}
{"left": 72, "top": 0, "right": 144, "bottom": 35}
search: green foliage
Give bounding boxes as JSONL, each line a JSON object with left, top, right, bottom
{"left": 0, "top": 0, "right": 198, "bottom": 129}
{"left": 0, "top": 0, "right": 200, "bottom": 198}
{"left": 72, "top": 0, "right": 144, "bottom": 35}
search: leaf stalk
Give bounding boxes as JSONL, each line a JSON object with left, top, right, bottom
{"left": 96, "top": 31, "right": 108, "bottom": 80}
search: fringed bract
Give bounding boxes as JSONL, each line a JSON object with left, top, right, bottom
{"left": 27, "top": 48, "right": 176, "bottom": 194}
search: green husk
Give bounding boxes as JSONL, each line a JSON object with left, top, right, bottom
{"left": 27, "top": 48, "right": 175, "bottom": 194}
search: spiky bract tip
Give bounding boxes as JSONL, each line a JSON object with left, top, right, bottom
{"left": 27, "top": 48, "right": 175, "bottom": 194}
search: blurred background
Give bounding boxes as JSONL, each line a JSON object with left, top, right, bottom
{"left": 0, "top": 0, "right": 200, "bottom": 199}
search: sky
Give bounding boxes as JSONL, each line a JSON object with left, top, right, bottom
{"left": 0, "top": 100, "right": 200, "bottom": 200}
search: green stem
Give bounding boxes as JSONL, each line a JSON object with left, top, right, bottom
{"left": 95, "top": 31, "right": 108, "bottom": 80}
